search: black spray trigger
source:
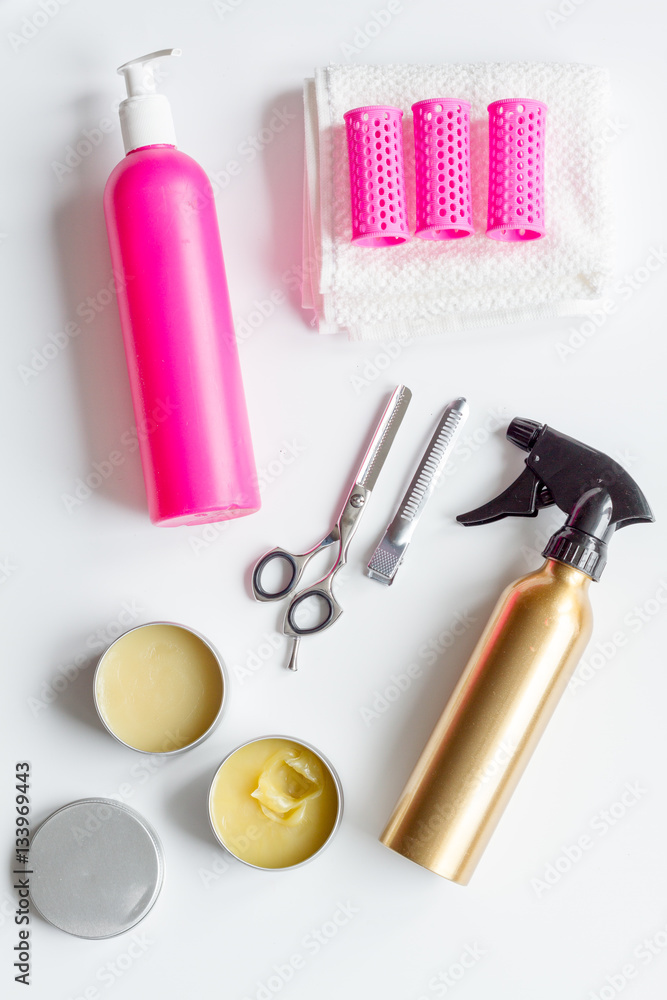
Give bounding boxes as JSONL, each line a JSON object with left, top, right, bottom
{"left": 456, "top": 416, "right": 654, "bottom": 581}
{"left": 457, "top": 467, "right": 543, "bottom": 525}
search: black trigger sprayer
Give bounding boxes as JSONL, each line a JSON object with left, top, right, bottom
{"left": 457, "top": 417, "right": 654, "bottom": 579}
{"left": 381, "top": 418, "right": 654, "bottom": 885}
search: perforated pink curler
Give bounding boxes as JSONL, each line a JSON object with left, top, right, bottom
{"left": 487, "top": 99, "right": 547, "bottom": 241}
{"left": 343, "top": 105, "right": 410, "bottom": 247}
{"left": 412, "top": 99, "right": 473, "bottom": 240}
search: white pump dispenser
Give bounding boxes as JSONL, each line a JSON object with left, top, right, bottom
{"left": 117, "top": 48, "right": 181, "bottom": 154}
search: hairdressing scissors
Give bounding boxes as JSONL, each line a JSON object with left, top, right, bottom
{"left": 252, "top": 385, "right": 412, "bottom": 672}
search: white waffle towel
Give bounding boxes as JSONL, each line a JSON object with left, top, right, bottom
{"left": 303, "top": 62, "right": 613, "bottom": 341}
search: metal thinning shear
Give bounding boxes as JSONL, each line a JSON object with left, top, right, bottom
{"left": 251, "top": 385, "right": 412, "bottom": 672}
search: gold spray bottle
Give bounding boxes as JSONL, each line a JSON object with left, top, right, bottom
{"left": 381, "top": 418, "right": 654, "bottom": 885}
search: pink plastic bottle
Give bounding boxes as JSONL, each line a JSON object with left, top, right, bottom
{"left": 103, "top": 49, "right": 260, "bottom": 526}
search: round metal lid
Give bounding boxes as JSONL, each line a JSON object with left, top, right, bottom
{"left": 30, "top": 798, "right": 164, "bottom": 939}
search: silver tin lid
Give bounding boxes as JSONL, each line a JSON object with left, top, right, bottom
{"left": 30, "top": 798, "right": 164, "bottom": 939}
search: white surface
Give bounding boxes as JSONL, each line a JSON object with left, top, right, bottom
{"left": 1, "top": 1, "right": 666, "bottom": 998}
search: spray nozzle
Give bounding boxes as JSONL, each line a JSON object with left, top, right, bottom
{"left": 457, "top": 419, "right": 654, "bottom": 580}
{"left": 115, "top": 49, "right": 181, "bottom": 155}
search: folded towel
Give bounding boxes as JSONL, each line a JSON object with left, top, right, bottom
{"left": 303, "top": 62, "right": 613, "bottom": 341}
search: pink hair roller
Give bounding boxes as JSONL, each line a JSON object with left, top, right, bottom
{"left": 487, "top": 98, "right": 547, "bottom": 241}
{"left": 412, "top": 99, "right": 473, "bottom": 239}
{"left": 343, "top": 105, "right": 410, "bottom": 246}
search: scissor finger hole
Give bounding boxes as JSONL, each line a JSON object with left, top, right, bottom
{"left": 288, "top": 591, "right": 334, "bottom": 635}
{"left": 254, "top": 552, "right": 297, "bottom": 599}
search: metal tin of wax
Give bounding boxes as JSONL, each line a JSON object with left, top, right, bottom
{"left": 93, "top": 621, "right": 227, "bottom": 756}
{"left": 208, "top": 734, "right": 344, "bottom": 871}
{"left": 29, "top": 798, "right": 164, "bottom": 939}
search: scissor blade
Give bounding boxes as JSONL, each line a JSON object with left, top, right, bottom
{"left": 356, "top": 384, "right": 412, "bottom": 492}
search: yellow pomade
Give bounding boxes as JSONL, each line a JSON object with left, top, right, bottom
{"left": 95, "top": 624, "right": 223, "bottom": 752}
{"left": 209, "top": 738, "right": 340, "bottom": 868}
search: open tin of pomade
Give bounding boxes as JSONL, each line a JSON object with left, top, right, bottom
{"left": 208, "top": 735, "right": 343, "bottom": 871}
{"left": 94, "top": 621, "right": 226, "bottom": 755}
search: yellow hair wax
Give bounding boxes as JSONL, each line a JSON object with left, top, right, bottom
{"left": 209, "top": 738, "right": 341, "bottom": 869}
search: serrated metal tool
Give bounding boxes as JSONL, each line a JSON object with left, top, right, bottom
{"left": 366, "top": 397, "right": 469, "bottom": 585}
{"left": 251, "top": 384, "right": 412, "bottom": 671}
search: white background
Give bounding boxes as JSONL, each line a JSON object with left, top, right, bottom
{"left": 1, "top": 1, "right": 666, "bottom": 998}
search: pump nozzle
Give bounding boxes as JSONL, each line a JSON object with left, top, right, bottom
{"left": 457, "top": 419, "right": 654, "bottom": 580}
{"left": 116, "top": 48, "right": 182, "bottom": 154}
{"left": 117, "top": 48, "right": 182, "bottom": 98}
